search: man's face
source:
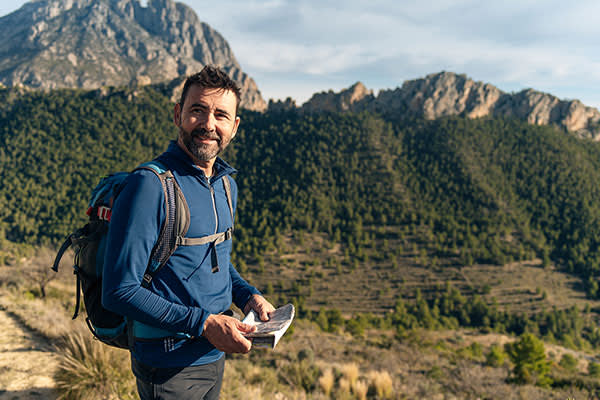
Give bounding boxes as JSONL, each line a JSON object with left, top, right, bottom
{"left": 174, "top": 85, "right": 240, "bottom": 163}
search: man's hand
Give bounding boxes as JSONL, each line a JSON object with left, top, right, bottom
{"left": 243, "top": 294, "right": 275, "bottom": 321}
{"left": 201, "top": 314, "right": 256, "bottom": 353}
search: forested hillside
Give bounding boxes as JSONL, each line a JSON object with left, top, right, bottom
{"left": 7, "top": 85, "right": 600, "bottom": 397}
{"left": 2, "top": 85, "right": 600, "bottom": 302}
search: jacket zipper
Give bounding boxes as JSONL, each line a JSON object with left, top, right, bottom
{"left": 207, "top": 177, "right": 218, "bottom": 234}
{"left": 182, "top": 177, "right": 220, "bottom": 281}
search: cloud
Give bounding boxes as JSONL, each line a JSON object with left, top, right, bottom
{"left": 5, "top": 0, "right": 600, "bottom": 107}
{"left": 216, "top": 1, "right": 600, "bottom": 107}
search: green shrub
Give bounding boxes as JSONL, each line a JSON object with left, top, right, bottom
{"left": 457, "top": 342, "right": 484, "bottom": 360}
{"left": 297, "top": 348, "right": 315, "bottom": 363}
{"left": 485, "top": 344, "right": 507, "bottom": 367}
{"left": 558, "top": 353, "right": 578, "bottom": 372}
{"left": 346, "top": 314, "right": 369, "bottom": 337}
{"left": 315, "top": 308, "right": 329, "bottom": 332}
{"left": 588, "top": 362, "right": 600, "bottom": 377}
{"left": 426, "top": 365, "right": 444, "bottom": 380}
{"left": 279, "top": 359, "right": 321, "bottom": 393}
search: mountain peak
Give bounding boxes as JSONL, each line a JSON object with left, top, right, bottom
{"left": 300, "top": 72, "right": 600, "bottom": 139}
{"left": 396, "top": 71, "right": 503, "bottom": 119}
{"left": 0, "top": 0, "right": 266, "bottom": 111}
{"left": 300, "top": 81, "right": 374, "bottom": 113}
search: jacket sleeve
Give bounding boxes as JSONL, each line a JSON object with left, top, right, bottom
{"left": 101, "top": 171, "right": 211, "bottom": 337}
{"left": 229, "top": 262, "right": 261, "bottom": 310}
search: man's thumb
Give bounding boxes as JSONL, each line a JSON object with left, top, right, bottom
{"left": 236, "top": 321, "right": 257, "bottom": 333}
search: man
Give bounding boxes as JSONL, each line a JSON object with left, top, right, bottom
{"left": 102, "top": 65, "right": 274, "bottom": 400}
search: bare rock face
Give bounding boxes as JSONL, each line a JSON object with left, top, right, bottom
{"left": 268, "top": 97, "right": 298, "bottom": 113}
{"left": 494, "top": 89, "right": 600, "bottom": 137}
{"left": 0, "top": 0, "right": 266, "bottom": 111}
{"left": 300, "top": 82, "right": 374, "bottom": 113}
{"left": 301, "top": 72, "right": 600, "bottom": 139}
{"left": 392, "top": 72, "right": 503, "bottom": 119}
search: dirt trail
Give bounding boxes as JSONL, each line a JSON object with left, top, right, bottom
{"left": 0, "top": 308, "right": 58, "bottom": 399}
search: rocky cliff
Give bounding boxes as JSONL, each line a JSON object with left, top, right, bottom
{"left": 0, "top": 0, "right": 266, "bottom": 111}
{"left": 300, "top": 72, "right": 600, "bottom": 139}
{"left": 301, "top": 82, "right": 374, "bottom": 114}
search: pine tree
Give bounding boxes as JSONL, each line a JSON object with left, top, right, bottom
{"left": 506, "top": 333, "right": 552, "bottom": 387}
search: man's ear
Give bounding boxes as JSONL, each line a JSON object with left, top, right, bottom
{"left": 231, "top": 116, "right": 241, "bottom": 139}
{"left": 173, "top": 103, "right": 182, "bottom": 127}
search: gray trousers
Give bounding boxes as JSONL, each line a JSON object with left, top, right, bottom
{"left": 132, "top": 355, "right": 225, "bottom": 400}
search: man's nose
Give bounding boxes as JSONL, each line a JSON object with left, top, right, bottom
{"left": 200, "top": 112, "right": 216, "bottom": 131}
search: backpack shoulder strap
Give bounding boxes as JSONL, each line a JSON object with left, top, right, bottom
{"left": 134, "top": 160, "right": 190, "bottom": 288}
{"left": 137, "top": 160, "right": 167, "bottom": 175}
{"left": 222, "top": 175, "right": 234, "bottom": 225}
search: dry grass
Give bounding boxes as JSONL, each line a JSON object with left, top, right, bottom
{"left": 337, "top": 377, "right": 352, "bottom": 399}
{"left": 461, "top": 261, "right": 600, "bottom": 315}
{"left": 340, "top": 362, "right": 360, "bottom": 387}
{"left": 0, "top": 247, "right": 138, "bottom": 400}
{"left": 352, "top": 379, "right": 368, "bottom": 400}
{"left": 221, "top": 358, "right": 307, "bottom": 400}
{"left": 246, "top": 225, "right": 600, "bottom": 325}
{"left": 4, "top": 299, "right": 599, "bottom": 400}
{"left": 3, "top": 246, "right": 600, "bottom": 399}
{"left": 318, "top": 368, "right": 334, "bottom": 396}
{"left": 367, "top": 370, "right": 393, "bottom": 399}
{"left": 0, "top": 290, "right": 78, "bottom": 340}
{"left": 54, "top": 330, "right": 136, "bottom": 400}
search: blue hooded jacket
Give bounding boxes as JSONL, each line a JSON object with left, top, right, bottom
{"left": 102, "top": 141, "right": 260, "bottom": 367}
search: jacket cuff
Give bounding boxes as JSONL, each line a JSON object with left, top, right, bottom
{"left": 191, "top": 309, "right": 213, "bottom": 337}
{"left": 235, "top": 287, "right": 262, "bottom": 311}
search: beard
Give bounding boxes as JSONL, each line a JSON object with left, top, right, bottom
{"left": 179, "top": 126, "right": 229, "bottom": 161}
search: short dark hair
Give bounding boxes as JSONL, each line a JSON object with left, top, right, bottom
{"left": 179, "top": 65, "right": 242, "bottom": 112}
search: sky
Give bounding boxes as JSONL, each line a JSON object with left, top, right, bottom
{"left": 1, "top": 0, "right": 599, "bottom": 108}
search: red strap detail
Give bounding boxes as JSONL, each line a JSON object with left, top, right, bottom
{"left": 97, "top": 206, "right": 112, "bottom": 222}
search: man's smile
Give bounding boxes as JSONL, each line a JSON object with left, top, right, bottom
{"left": 192, "top": 130, "right": 220, "bottom": 145}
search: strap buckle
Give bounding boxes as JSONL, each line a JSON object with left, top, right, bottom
{"left": 97, "top": 206, "right": 112, "bottom": 221}
{"left": 143, "top": 273, "right": 153, "bottom": 284}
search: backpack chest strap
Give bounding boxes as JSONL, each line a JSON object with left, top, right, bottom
{"left": 175, "top": 227, "right": 233, "bottom": 274}
{"left": 176, "top": 227, "right": 233, "bottom": 247}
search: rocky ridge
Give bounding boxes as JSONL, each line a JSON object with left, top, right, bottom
{"left": 0, "top": 0, "right": 266, "bottom": 111}
{"left": 299, "top": 72, "right": 600, "bottom": 139}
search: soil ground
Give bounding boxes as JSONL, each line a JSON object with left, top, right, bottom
{"left": 0, "top": 308, "right": 58, "bottom": 400}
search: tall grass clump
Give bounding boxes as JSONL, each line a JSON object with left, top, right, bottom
{"left": 337, "top": 377, "right": 352, "bottom": 399}
{"left": 318, "top": 368, "right": 335, "bottom": 396}
{"left": 54, "top": 331, "right": 136, "bottom": 400}
{"left": 340, "top": 362, "right": 360, "bottom": 387}
{"left": 353, "top": 379, "right": 368, "bottom": 400}
{"left": 368, "top": 370, "right": 394, "bottom": 399}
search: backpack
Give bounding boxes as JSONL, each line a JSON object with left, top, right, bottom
{"left": 52, "top": 160, "right": 234, "bottom": 349}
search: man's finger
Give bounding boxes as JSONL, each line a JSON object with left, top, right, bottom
{"left": 259, "top": 309, "right": 270, "bottom": 321}
{"left": 232, "top": 327, "right": 254, "bottom": 353}
{"left": 239, "top": 336, "right": 253, "bottom": 353}
{"left": 236, "top": 321, "right": 256, "bottom": 333}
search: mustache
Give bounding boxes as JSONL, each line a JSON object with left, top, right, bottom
{"left": 191, "top": 128, "right": 220, "bottom": 141}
